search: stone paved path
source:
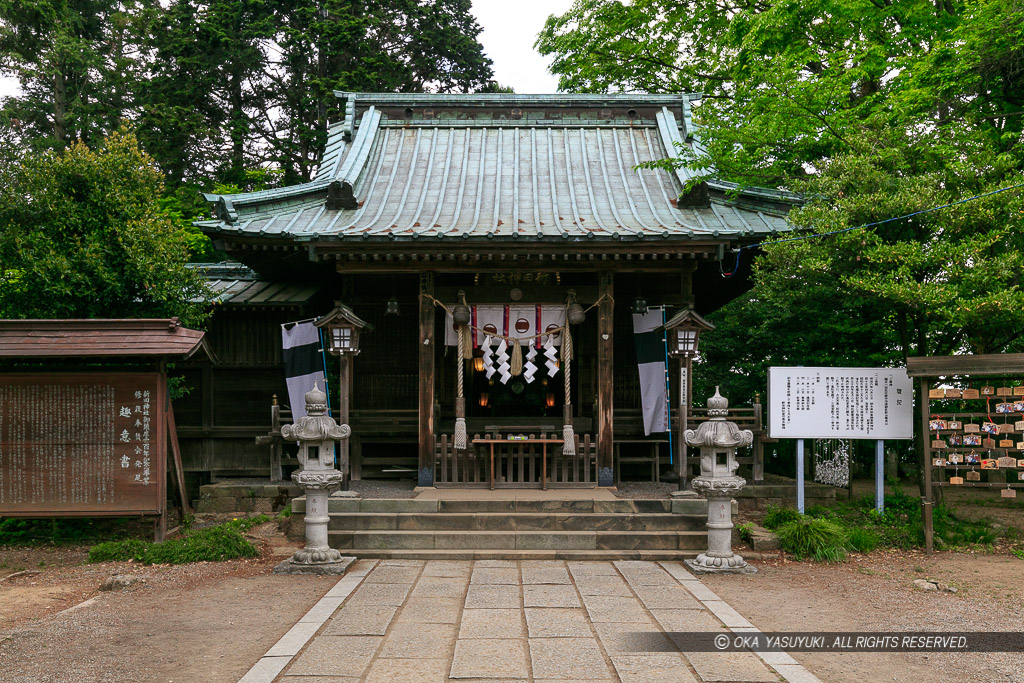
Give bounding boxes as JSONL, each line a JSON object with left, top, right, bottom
{"left": 240, "top": 560, "right": 820, "bottom": 683}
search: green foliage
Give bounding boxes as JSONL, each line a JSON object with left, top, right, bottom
{"left": 846, "top": 528, "right": 880, "bottom": 554}
{"left": 0, "top": 517, "right": 141, "bottom": 546}
{"left": 775, "top": 517, "right": 849, "bottom": 562}
{"left": 1013, "top": 549, "right": 1024, "bottom": 560}
{"left": 736, "top": 522, "right": 754, "bottom": 544}
{"left": 761, "top": 505, "right": 801, "bottom": 531}
{"left": 276, "top": 505, "right": 292, "bottom": 519}
{"left": 87, "top": 515, "right": 269, "bottom": 565}
{"left": 0, "top": 128, "right": 210, "bottom": 326}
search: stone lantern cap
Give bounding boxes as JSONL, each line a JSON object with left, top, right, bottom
{"left": 684, "top": 387, "right": 753, "bottom": 449}
{"left": 282, "top": 382, "right": 351, "bottom": 442}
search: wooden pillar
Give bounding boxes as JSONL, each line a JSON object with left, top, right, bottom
{"left": 597, "top": 272, "right": 614, "bottom": 486}
{"left": 418, "top": 273, "right": 436, "bottom": 487}
{"left": 337, "top": 354, "right": 352, "bottom": 486}
{"left": 919, "top": 377, "right": 934, "bottom": 553}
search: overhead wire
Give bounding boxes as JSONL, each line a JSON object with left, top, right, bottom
{"left": 719, "top": 181, "right": 1024, "bottom": 278}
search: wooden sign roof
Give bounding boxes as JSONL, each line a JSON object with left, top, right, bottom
{"left": 197, "top": 93, "right": 801, "bottom": 251}
{"left": 0, "top": 319, "right": 211, "bottom": 360}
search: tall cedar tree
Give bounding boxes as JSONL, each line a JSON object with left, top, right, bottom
{"left": 0, "top": 129, "right": 209, "bottom": 326}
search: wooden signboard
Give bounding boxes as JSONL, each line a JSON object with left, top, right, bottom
{"left": 0, "top": 372, "right": 166, "bottom": 517}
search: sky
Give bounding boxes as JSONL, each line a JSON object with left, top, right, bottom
{"left": 0, "top": 1, "right": 575, "bottom": 99}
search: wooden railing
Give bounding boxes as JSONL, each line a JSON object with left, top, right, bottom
{"left": 435, "top": 432, "right": 598, "bottom": 488}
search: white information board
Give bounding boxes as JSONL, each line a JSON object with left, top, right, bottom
{"left": 768, "top": 367, "right": 914, "bottom": 440}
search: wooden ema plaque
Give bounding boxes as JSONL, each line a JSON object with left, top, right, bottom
{"left": 0, "top": 373, "right": 166, "bottom": 517}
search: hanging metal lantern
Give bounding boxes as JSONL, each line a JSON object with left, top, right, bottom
{"left": 385, "top": 298, "right": 400, "bottom": 316}
{"left": 632, "top": 295, "right": 648, "bottom": 315}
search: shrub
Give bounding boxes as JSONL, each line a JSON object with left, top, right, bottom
{"left": 762, "top": 505, "right": 802, "bottom": 531}
{"left": 87, "top": 518, "right": 266, "bottom": 565}
{"left": 776, "top": 517, "right": 849, "bottom": 562}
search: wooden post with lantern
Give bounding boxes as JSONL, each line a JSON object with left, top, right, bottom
{"left": 662, "top": 309, "right": 715, "bottom": 489}
{"left": 315, "top": 301, "right": 373, "bottom": 489}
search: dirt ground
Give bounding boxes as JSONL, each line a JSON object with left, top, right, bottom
{"left": 0, "top": 522, "right": 331, "bottom": 683}
{"left": 2, "top": 486, "right": 1023, "bottom": 683}
{"left": 706, "top": 550, "right": 1024, "bottom": 683}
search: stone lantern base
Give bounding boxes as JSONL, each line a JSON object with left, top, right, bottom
{"left": 685, "top": 477, "right": 757, "bottom": 575}
{"left": 273, "top": 469, "right": 356, "bottom": 575}
{"left": 685, "top": 553, "right": 757, "bottom": 575}
{"left": 273, "top": 556, "right": 356, "bottom": 575}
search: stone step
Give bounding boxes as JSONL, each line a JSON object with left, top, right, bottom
{"left": 328, "top": 529, "right": 707, "bottom": 552}
{"left": 293, "top": 496, "right": 717, "bottom": 515}
{"left": 330, "top": 548, "right": 703, "bottom": 561}
{"left": 327, "top": 512, "right": 705, "bottom": 532}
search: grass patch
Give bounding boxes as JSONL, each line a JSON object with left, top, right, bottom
{"left": 0, "top": 517, "right": 142, "bottom": 547}
{"left": 775, "top": 517, "right": 849, "bottom": 562}
{"left": 737, "top": 522, "right": 754, "bottom": 545}
{"left": 87, "top": 515, "right": 270, "bottom": 565}
{"left": 762, "top": 505, "right": 802, "bottom": 531}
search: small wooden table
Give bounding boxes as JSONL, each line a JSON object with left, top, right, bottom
{"left": 472, "top": 438, "right": 564, "bottom": 490}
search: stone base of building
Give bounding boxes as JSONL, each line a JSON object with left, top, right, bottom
{"left": 273, "top": 556, "right": 356, "bottom": 575}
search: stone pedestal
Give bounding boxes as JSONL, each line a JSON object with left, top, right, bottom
{"left": 682, "top": 388, "right": 756, "bottom": 575}
{"left": 272, "top": 383, "right": 356, "bottom": 576}
{"left": 685, "top": 478, "right": 756, "bottom": 574}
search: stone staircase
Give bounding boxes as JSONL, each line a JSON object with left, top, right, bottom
{"left": 289, "top": 496, "right": 719, "bottom": 560}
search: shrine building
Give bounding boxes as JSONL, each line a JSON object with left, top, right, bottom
{"left": 184, "top": 92, "right": 799, "bottom": 488}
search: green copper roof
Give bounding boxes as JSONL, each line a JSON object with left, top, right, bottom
{"left": 197, "top": 93, "right": 800, "bottom": 245}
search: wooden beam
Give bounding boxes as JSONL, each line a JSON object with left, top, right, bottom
{"left": 418, "top": 272, "right": 436, "bottom": 487}
{"left": 597, "top": 271, "right": 614, "bottom": 486}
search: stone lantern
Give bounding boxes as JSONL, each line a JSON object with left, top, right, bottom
{"left": 684, "top": 388, "right": 756, "bottom": 574}
{"left": 274, "top": 382, "right": 355, "bottom": 575}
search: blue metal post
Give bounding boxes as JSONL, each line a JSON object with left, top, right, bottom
{"left": 796, "top": 439, "right": 805, "bottom": 513}
{"left": 875, "top": 439, "right": 884, "bottom": 513}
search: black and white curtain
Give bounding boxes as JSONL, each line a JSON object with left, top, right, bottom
{"left": 632, "top": 307, "right": 669, "bottom": 435}
{"left": 281, "top": 321, "right": 326, "bottom": 419}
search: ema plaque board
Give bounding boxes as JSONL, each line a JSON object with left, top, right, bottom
{"left": 0, "top": 373, "right": 166, "bottom": 516}
{"left": 768, "top": 367, "right": 914, "bottom": 440}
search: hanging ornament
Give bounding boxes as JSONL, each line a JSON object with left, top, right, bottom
{"left": 482, "top": 336, "right": 496, "bottom": 379}
{"left": 543, "top": 335, "right": 559, "bottom": 376}
{"left": 524, "top": 345, "right": 538, "bottom": 383}
{"left": 510, "top": 341, "right": 523, "bottom": 376}
{"left": 495, "top": 339, "right": 512, "bottom": 384}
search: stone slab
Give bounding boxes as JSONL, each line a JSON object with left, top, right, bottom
{"left": 264, "top": 622, "right": 322, "bottom": 657}
{"left": 470, "top": 566, "right": 520, "bottom": 584}
{"left": 517, "top": 532, "right": 597, "bottom": 550}
{"left": 324, "top": 605, "right": 398, "bottom": 636}
{"left": 377, "top": 623, "right": 457, "bottom": 659}
{"left": 437, "top": 532, "right": 517, "bottom": 550}
{"left": 632, "top": 585, "right": 703, "bottom": 611}
{"left": 238, "top": 656, "right": 292, "bottom": 683}
{"left": 422, "top": 560, "right": 473, "bottom": 577}
{"left": 528, "top": 637, "right": 615, "bottom": 679}
{"left": 524, "top": 608, "right": 592, "bottom": 638}
{"left": 395, "top": 597, "right": 462, "bottom": 624}
{"left": 299, "top": 596, "right": 346, "bottom": 623}
{"left": 411, "top": 576, "right": 469, "bottom": 598}
{"left": 684, "top": 651, "right": 778, "bottom": 682}
{"left": 702, "top": 599, "right": 755, "bottom": 628}
{"left": 345, "top": 582, "right": 412, "bottom": 607}
{"left": 573, "top": 576, "right": 633, "bottom": 597}
{"left": 566, "top": 561, "right": 619, "bottom": 576}
{"left": 365, "top": 565, "right": 421, "bottom": 584}
{"left": 364, "top": 657, "right": 450, "bottom": 683}
{"left": 360, "top": 499, "right": 439, "bottom": 513}
{"left": 581, "top": 595, "right": 650, "bottom": 623}
{"left": 450, "top": 638, "right": 530, "bottom": 679}
{"left": 773, "top": 663, "right": 824, "bottom": 683}
{"left": 677, "top": 581, "right": 721, "bottom": 602}
{"left": 465, "top": 584, "right": 522, "bottom": 609}
{"left": 651, "top": 609, "right": 725, "bottom": 633}
{"left": 611, "top": 654, "right": 698, "bottom": 683}
{"left": 286, "top": 635, "right": 382, "bottom": 677}
{"left": 458, "top": 608, "right": 526, "bottom": 639}
{"left": 592, "top": 621, "right": 665, "bottom": 655}
{"left": 521, "top": 565, "right": 571, "bottom": 585}
{"left": 523, "top": 584, "right": 581, "bottom": 608}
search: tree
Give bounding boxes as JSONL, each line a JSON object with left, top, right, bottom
{"left": 0, "top": 128, "right": 209, "bottom": 327}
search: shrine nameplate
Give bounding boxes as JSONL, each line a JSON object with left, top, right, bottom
{"left": 0, "top": 373, "right": 166, "bottom": 517}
